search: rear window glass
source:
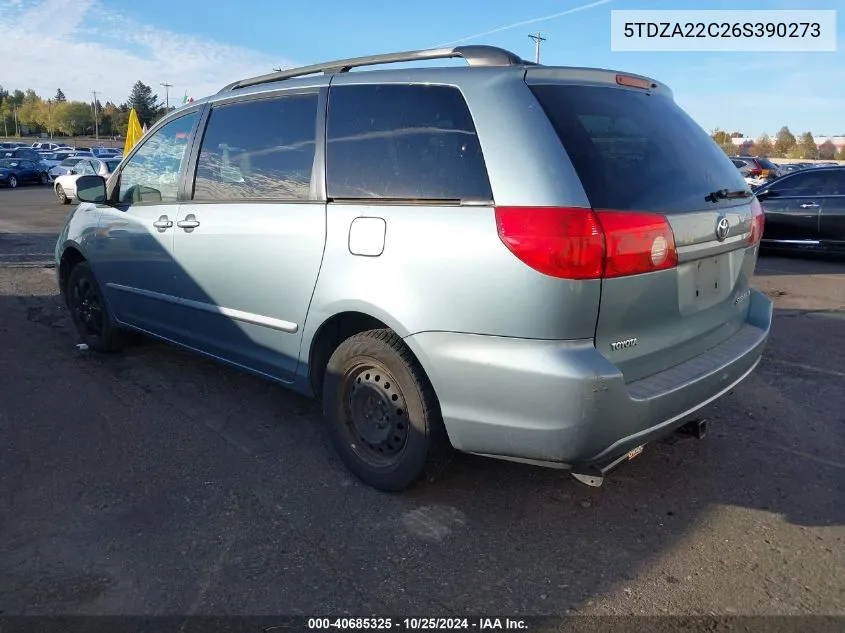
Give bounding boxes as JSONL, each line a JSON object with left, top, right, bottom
{"left": 757, "top": 157, "right": 777, "bottom": 169}
{"left": 529, "top": 84, "right": 747, "bottom": 212}
{"left": 326, "top": 84, "right": 492, "bottom": 201}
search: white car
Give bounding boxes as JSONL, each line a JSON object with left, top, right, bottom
{"left": 47, "top": 153, "right": 96, "bottom": 178}
{"left": 53, "top": 157, "right": 122, "bottom": 204}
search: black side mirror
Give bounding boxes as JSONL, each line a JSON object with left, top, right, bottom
{"left": 75, "top": 175, "right": 108, "bottom": 204}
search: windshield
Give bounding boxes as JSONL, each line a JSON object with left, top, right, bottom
{"left": 529, "top": 84, "right": 748, "bottom": 213}
{"left": 0, "top": 159, "right": 20, "bottom": 168}
{"left": 60, "top": 158, "right": 81, "bottom": 167}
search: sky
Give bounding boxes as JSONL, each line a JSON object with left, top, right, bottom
{"left": 1, "top": 0, "right": 842, "bottom": 137}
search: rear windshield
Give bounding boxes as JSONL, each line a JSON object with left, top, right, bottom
{"left": 756, "top": 157, "right": 778, "bottom": 169}
{"left": 529, "top": 84, "right": 747, "bottom": 212}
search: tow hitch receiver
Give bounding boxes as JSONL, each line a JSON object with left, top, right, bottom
{"left": 571, "top": 444, "right": 646, "bottom": 488}
{"left": 678, "top": 418, "right": 708, "bottom": 439}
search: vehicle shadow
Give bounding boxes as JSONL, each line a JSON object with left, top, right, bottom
{"left": 1, "top": 229, "right": 843, "bottom": 615}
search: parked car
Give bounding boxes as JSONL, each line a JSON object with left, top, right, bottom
{"left": 48, "top": 154, "right": 95, "bottom": 179}
{"left": 57, "top": 44, "right": 772, "bottom": 491}
{"left": 54, "top": 158, "right": 122, "bottom": 203}
{"left": 42, "top": 150, "right": 79, "bottom": 169}
{"left": 756, "top": 166, "right": 845, "bottom": 252}
{"left": 729, "top": 155, "right": 782, "bottom": 180}
{"left": 91, "top": 147, "right": 121, "bottom": 158}
{"left": 0, "top": 147, "right": 46, "bottom": 165}
{"left": 0, "top": 158, "right": 51, "bottom": 187}
{"left": 31, "top": 142, "right": 63, "bottom": 151}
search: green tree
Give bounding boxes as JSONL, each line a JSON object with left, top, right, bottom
{"left": 126, "top": 81, "right": 160, "bottom": 125}
{"left": 793, "top": 131, "right": 818, "bottom": 159}
{"left": 711, "top": 128, "right": 730, "bottom": 145}
{"left": 837, "top": 145, "right": 845, "bottom": 161}
{"left": 54, "top": 88, "right": 66, "bottom": 102}
{"left": 54, "top": 101, "right": 93, "bottom": 136}
{"left": 818, "top": 140, "right": 837, "bottom": 160}
{"left": 752, "top": 134, "right": 774, "bottom": 156}
{"left": 773, "top": 126, "right": 796, "bottom": 158}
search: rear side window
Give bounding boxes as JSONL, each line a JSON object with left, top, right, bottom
{"left": 326, "top": 84, "right": 492, "bottom": 201}
{"left": 530, "top": 84, "right": 747, "bottom": 213}
{"left": 193, "top": 93, "right": 318, "bottom": 201}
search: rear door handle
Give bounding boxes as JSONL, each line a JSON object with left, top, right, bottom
{"left": 177, "top": 214, "right": 200, "bottom": 229}
{"left": 152, "top": 215, "right": 173, "bottom": 229}
{"left": 799, "top": 203, "right": 819, "bottom": 208}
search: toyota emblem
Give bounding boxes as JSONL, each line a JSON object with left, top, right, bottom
{"left": 715, "top": 216, "right": 730, "bottom": 242}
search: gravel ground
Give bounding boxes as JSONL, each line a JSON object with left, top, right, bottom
{"left": 0, "top": 188, "right": 843, "bottom": 617}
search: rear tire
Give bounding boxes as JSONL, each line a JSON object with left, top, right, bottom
{"left": 322, "top": 329, "right": 452, "bottom": 492}
{"left": 39, "top": 172, "right": 49, "bottom": 185}
{"left": 8, "top": 175, "right": 17, "bottom": 188}
{"left": 65, "top": 262, "right": 130, "bottom": 352}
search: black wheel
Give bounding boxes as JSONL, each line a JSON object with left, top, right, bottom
{"left": 8, "top": 174, "right": 17, "bottom": 188}
{"left": 323, "top": 329, "right": 452, "bottom": 492}
{"left": 39, "top": 171, "right": 49, "bottom": 185}
{"left": 56, "top": 183, "right": 70, "bottom": 204}
{"left": 65, "top": 262, "right": 129, "bottom": 352}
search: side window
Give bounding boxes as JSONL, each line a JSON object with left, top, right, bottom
{"left": 326, "top": 84, "right": 492, "bottom": 201}
{"left": 771, "top": 171, "right": 840, "bottom": 197}
{"left": 193, "top": 93, "right": 318, "bottom": 201}
{"left": 19, "top": 160, "right": 34, "bottom": 170}
{"left": 118, "top": 112, "right": 198, "bottom": 204}
{"left": 77, "top": 161, "right": 96, "bottom": 176}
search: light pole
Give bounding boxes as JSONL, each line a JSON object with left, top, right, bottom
{"left": 160, "top": 82, "right": 173, "bottom": 110}
{"left": 47, "top": 99, "right": 53, "bottom": 139}
{"left": 91, "top": 90, "right": 99, "bottom": 140}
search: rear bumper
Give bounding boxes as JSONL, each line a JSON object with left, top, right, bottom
{"left": 404, "top": 288, "right": 773, "bottom": 468}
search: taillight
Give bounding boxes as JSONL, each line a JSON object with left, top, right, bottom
{"left": 494, "top": 207, "right": 677, "bottom": 280}
{"left": 596, "top": 211, "right": 678, "bottom": 278}
{"left": 494, "top": 207, "right": 604, "bottom": 279}
{"left": 749, "top": 197, "right": 765, "bottom": 245}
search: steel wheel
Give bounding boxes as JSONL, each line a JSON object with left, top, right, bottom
{"left": 70, "top": 276, "right": 105, "bottom": 338}
{"left": 344, "top": 363, "right": 410, "bottom": 467}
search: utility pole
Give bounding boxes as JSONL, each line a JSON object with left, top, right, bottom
{"left": 13, "top": 102, "right": 18, "bottom": 136}
{"left": 160, "top": 82, "right": 173, "bottom": 110}
{"left": 91, "top": 90, "right": 99, "bottom": 140}
{"left": 47, "top": 99, "right": 53, "bottom": 139}
{"left": 528, "top": 31, "right": 547, "bottom": 64}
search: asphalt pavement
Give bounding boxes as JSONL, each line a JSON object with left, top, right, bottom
{"left": 1, "top": 187, "right": 843, "bottom": 617}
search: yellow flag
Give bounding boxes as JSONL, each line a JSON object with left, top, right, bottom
{"left": 123, "top": 109, "right": 144, "bottom": 155}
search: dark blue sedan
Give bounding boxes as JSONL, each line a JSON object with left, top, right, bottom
{"left": 0, "top": 158, "right": 51, "bottom": 188}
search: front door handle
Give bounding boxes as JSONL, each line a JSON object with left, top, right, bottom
{"left": 152, "top": 215, "right": 172, "bottom": 229}
{"left": 799, "top": 203, "right": 819, "bottom": 208}
{"left": 177, "top": 214, "right": 200, "bottom": 229}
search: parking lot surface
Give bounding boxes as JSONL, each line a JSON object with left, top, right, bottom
{"left": 1, "top": 187, "right": 844, "bottom": 616}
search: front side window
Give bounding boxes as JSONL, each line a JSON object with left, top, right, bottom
{"left": 118, "top": 112, "right": 198, "bottom": 204}
{"left": 770, "top": 170, "right": 843, "bottom": 197}
{"left": 326, "top": 84, "right": 492, "bottom": 201}
{"left": 192, "top": 93, "right": 319, "bottom": 201}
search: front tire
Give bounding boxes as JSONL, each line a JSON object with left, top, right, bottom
{"left": 8, "top": 175, "right": 17, "bottom": 188}
{"left": 323, "top": 329, "right": 451, "bottom": 492}
{"left": 65, "top": 262, "right": 129, "bottom": 352}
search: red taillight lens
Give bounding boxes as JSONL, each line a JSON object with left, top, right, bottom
{"left": 749, "top": 197, "right": 765, "bottom": 245}
{"left": 596, "top": 211, "right": 678, "bottom": 278}
{"left": 494, "top": 206, "right": 605, "bottom": 279}
{"left": 494, "top": 207, "right": 677, "bottom": 280}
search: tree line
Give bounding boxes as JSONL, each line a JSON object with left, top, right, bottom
{"left": 712, "top": 126, "right": 845, "bottom": 161}
{"left": 0, "top": 81, "right": 170, "bottom": 138}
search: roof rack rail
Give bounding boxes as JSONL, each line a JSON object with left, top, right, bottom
{"left": 219, "top": 45, "right": 527, "bottom": 93}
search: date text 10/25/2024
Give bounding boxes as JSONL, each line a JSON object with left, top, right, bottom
{"left": 306, "top": 618, "right": 529, "bottom": 631}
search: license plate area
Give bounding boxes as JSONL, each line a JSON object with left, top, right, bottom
{"left": 678, "top": 255, "right": 734, "bottom": 314}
